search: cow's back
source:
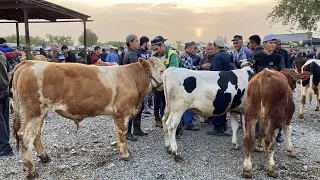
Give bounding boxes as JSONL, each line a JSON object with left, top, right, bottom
{"left": 16, "top": 61, "right": 115, "bottom": 119}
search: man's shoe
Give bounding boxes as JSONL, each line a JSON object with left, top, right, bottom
{"left": 126, "top": 133, "right": 138, "bottom": 141}
{"left": 133, "top": 129, "right": 148, "bottom": 136}
{"left": 276, "top": 135, "right": 284, "bottom": 143}
{"left": 155, "top": 120, "right": 163, "bottom": 128}
{"left": 207, "top": 130, "right": 224, "bottom": 136}
{"left": 184, "top": 126, "right": 200, "bottom": 131}
{"left": 0, "top": 150, "right": 14, "bottom": 157}
{"left": 223, "top": 131, "right": 232, "bottom": 137}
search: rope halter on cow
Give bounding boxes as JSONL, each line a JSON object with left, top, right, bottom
{"left": 146, "top": 69, "right": 163, "bottom": 88}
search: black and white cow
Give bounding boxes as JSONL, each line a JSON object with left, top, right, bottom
{"left": 299, "top": 59, "right": 320, "bottom": 118}
{"left": 162, "top": 60, "right": 254, "bottom": 161}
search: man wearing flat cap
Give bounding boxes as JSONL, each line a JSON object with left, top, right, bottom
{"left": 123, "top": 34, "right": 148, "bottom": 141}
{"left": 207, "top": 38, "right": 233, "bottom": 136}
{"left": 232, "top": 35, "right": 252, "bottom": 69}
{"left": 274, "top": 39, "right": 290, "bottom": 68}
{"left": 151, "top": 36, "right": 181, "bottom": 128}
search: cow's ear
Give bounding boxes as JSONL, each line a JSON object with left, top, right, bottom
{"left": 139, "top": 58, "right": 150, "bottom": 69}
{"left": 297, "top": 71, "right": 311, "bottom": 81}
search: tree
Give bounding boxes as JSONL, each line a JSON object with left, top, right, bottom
{"left": 78, "top": 29, "right": 99, "bottom": 46}
{"left": 2, "top": 34, "right": 48, "bottom": 46}
{"left": 45, "top": 34, "right": 74, "bottom": 46}
{"left": 105, "top": 41, "right": 126, "bottom": 48}
{"left": 268, "top": 0, "right": 320, "bottom": 32}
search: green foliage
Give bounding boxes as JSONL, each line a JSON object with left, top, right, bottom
{"left": 268, "top": 0, "right": 320, "bottom": 32}
{"left": 2, "top": 34, "right": 48, "bottom": 46}
{"left": 78, "top": 29, "right": 99, "bottom": 46}
{"left": 45, "top": 34, "right": 74, "bottom": 46}
{"left": 175, "top": 40, "right": 184, "bottom": 49}
{"left": 105, "top": 41, "right": 126, "bottom": 48}
{"left": 292, "top": 41, "right": 301, "bottom": 46}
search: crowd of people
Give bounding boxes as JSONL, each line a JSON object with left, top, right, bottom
{"left": 0, "top": 32, "right": 318, "bottom": 157}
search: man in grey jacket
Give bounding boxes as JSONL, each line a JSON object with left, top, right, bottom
{"left": 123, "top": 34, "right": 148, "bottom": 141}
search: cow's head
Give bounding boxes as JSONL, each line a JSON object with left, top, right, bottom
{"left": 240, "top": 59, "right": 254, "bottom": 69}
{"left": 138, "top": 57, "right": 166, "bottom": 91}
{"left": 281, "top": 68, "right": 311, "bottom": 91}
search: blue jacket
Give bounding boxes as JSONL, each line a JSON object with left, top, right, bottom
{"left": 105, "top": 52, "right": 119, "bottom": 64}
{"left": 210, "top": 50, "right": 231, "bottom": 71}
{"left": 0, "top": 45, "right": 14, "bottom": 53}
{"left": 136, "top": 47, "right": 151, "bottom": 60}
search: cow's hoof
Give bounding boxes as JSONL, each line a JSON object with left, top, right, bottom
{"left": 243, "top": 169, "right": 253, "bottom": 178}
{"left": 165, "top": 146, "right": 172, "bottom": 154}
{"left": 298, "top": 114, "right": 304, "bottom": 119}
{"left": 287, "top": 150, "right": 296, "bottom": 158}
{"left": 267, "top": 170, "right": 277, "bottom": 178}
{"left": 26, "top": 171, "right": 39, "bottom": 179}
{"left": 39, "top": 154, "right": 51, "bottom": 163}
{"left": 233, "top": 143, "right": 240, "bottom": 150}
{"left": 315, "top": 109, "right": 319, "bottom": 111}
{"left": 255, "top": 146, "right": 264, "bottom": 152}
{"left": 121, "top": 155, "right": 131, "bottom": 161}
{"left": 173, "top": 154, "right": 183, "bottom": 162}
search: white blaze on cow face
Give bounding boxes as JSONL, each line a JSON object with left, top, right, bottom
{"left": 146, "top": 57, "right": 166, "bottom": 91}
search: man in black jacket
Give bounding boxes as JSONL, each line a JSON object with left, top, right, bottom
{"left": 123, "top": 34, "right": 148, "bottom": 141}
{"left": 248, "top": 35, "right": 264, "bottom": 61}
{"left": 61, "top": 45, "right": 77, "bottom": 63}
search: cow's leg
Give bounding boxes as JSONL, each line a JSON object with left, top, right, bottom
{"left": 19, "top": 117, "right": 44, "bottom": 179}
{"left": 241, "top": 114, "right": 246, "bottom": 135}
{"left": 114, "top": 117, "right": 130, "bottom": 160}
{"left": 265, "top": 127, "right": 279, "bottom": 178}
{"left": 162, "top": 108, "right": 171, "bottom": 154}
{"left": 255, "top": 120, "right": 266, "bottom": 152}
{"left": 243, "top": 120, "right": 256, "bottom": 178}
{"left": 33, "top": 118, "right": 50, "bottom": 163}
{"left": 299, "top": 84, "right": 307, "bottom": 118}
{"left": 315, "top": 89, "right": 320, "bottom": 111}
{"left": 230, "top": 112, "right": 240, "bottom": 150}
{"left": 283, "top": 124, "right": 296, "bottom": 157}
{"left": 167, "top": 111, "right": 184, "bottom": 162}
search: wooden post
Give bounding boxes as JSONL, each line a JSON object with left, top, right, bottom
{"left": 16, "top": 22, "right": 20, "bottom": 47}
{"left": 83, "top": 20, "right": 87, "bottom": 62}
{"left": 23, "top": 8, "right": 31, "bottom": 60}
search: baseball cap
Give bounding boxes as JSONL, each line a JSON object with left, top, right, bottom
{"left": 151, "top": 36, "right": 168, "bottom": 46}
{"left": 214, "top": 38, "right": 225, "bottom": 48}
{"left": 276, "top": 39, "right": 282, "bottom": 44}
{"left": 61, "top": 45, "right": 68, "bottom": 51}
{"left": 126, "top": 34, "right": 138, "bottom": 43}
{"left": 232, "top": 35, "right": 243, "bottom": 41}
{"left": 263, "top": 34, "right": 277, "bottom": 42}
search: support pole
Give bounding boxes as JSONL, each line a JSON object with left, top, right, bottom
{"left": 23, "top": 8, "right": 31, "bottom": 60}
{"left": 84, "top": 20, "right": 87, "bottom": 62}
{"left": 16, "top": 23, "right": 20, "bottom": 47}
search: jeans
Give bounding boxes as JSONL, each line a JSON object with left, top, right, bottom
{"left": 0, "top": 91, "right": 11, "bottom": 152}
{"left": 154, "top": 90, "right": 165, "bottom": 120}
{"left": 128, "top": 103, "right": 144, "bottom": 134}
{"left": 179, "top": 110, "right": 194, "bottom": 128}
{"left": 209, "top": 114, "right": 227, "bottom": 131}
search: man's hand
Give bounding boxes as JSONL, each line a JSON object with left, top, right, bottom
{"left": 201, "top": 63, "right": 211, "bottom": 69}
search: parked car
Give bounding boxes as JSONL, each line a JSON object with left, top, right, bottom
{"left": 301, "top": 38, "right": 320, "bottom": 47}
{"left": 281, "top": 41, "right": 297, "bottom": 48}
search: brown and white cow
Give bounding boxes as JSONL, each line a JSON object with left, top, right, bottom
{"left": 243, "top": 68, "right": 310, "bottom": 178}
{"left": 12, "top": 57, "right": 165, "bottom": 179}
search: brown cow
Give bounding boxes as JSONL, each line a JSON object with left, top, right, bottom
{"left": 243, "top": 68, "right": 310, "bottom": 178}
{"left": 12, "top": 57, "right": 165, "bottom": 179}
{"left": 293, "top": 57, "right": 310, "bottom": 73}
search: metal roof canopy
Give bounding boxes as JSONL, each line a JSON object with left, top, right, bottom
{"left": 0, "top": 0, "right": 92, "bottom": 60}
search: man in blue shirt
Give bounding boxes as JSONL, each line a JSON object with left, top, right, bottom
{"left": 232, "top": 35, "right": 253, "bottom": 69}
{"left": 207, "top": 38, "right": 232, "bottom": 136}
{"left": 105, "top": 48, "right": 119, "bottom": 64}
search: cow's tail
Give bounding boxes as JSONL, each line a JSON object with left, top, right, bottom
{"left": 12, "top": 61, "right": 28, "bottom": 151}
{"left": 308, "top": 74, "right": 313, "bottom": 104}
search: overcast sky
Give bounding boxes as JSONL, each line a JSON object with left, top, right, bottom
{"left": 0, "top": 0, "right": 304, "bottom": 45}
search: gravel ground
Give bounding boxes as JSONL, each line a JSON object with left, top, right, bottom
{"left": 0, "top": 85, "right": 320, "bottom": 180}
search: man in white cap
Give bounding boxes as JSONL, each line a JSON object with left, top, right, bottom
{"left": 207, "top": 38, "right": 233, "bottom": 136}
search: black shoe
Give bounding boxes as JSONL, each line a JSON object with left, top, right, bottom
{"left": 133, "top": 129, "right": 148, "bottom": 136}
{"left": 126, "top": 133, "right": 138, "bottom": 141}
{"left": 155, "top": 120, "right": 163, "bottom": 128}
{"left": 207, "top": 130, "right": 224, "bottom": 136}
{"left": 184, "top": 126, "right": 200, "bottom": 131}
{"left": 276, "top": 135, "right": 284, "bottom": 143}
{"left": 0, "top": 150, "right": 14, "bottom": 157}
